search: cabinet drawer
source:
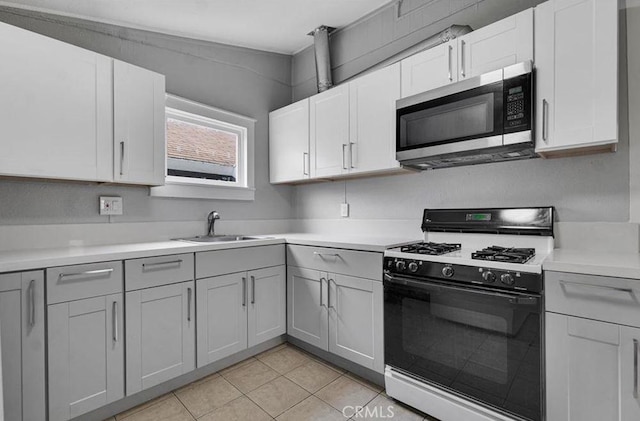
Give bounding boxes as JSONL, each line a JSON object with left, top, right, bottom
{"left": 196, "top": 245, "right": 285, "bottom": 279}
{"left": 125, "top": 253, "right": 194, "bottom": 291}
{"left": 545, "top": 271, "right": 640, "bottom": 328}
{"left": 287, "top": 245, "right": 382, "bottom": 281}
{"left": 47, "top": 261, "right": 123, "bottom": 304}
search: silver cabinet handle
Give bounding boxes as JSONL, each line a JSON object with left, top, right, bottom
{"left": 142, "top": 259, "right": 183, "bottom": 269}
{"left": 120, "top": 141, "right": 125, "bottom": 176}
{"left": 28, "top": 280, "right": 35, "bottom": 328}
{"left": 448, "top": 44, "right": 453, "bottom": 81}
{"left": 112, "top": 301, "right": 118, "bottom": 342}
{"left": 635, "top": 339, "right": 639, "bottom": 399}
{"left": 342, "top": 144, "right": 348, "bottom": 170}
{"left": 542, "top": 99, "right": 549, "bottom": 142}
{"left": 328, "top": 279, "right": 335, "bottom": 309}
{"left": 349, "top": 142, "right": 355, "bottom": 169}
{"left": 320, "top": 277, "right": 326, "bottom": 307}
{"left": 559, "top": 280, "right": 633, "bottom": 294}
{"left": 187, "top": 287, "right": 192, "bottom": 322}
{"left": 251, "top": 275, "right": 256, "bottom": 304}
{"left": 242, "top": 277, "right": 247, "bottom": 307}
{"left": 314, "top": 252, "right": 340, "bottom": 259}
{"left": 460, "top": 40, "right": 466, "bottom": 78}
{"left": 58, "top": 268, "right": 114, "bottom": 281}
{"left": 303, "top": 152, "right": 309, "bottom": 176}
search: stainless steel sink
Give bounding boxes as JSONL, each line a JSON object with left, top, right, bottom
{"left": 177, "top": 235, "right": 261, "bottom": 243}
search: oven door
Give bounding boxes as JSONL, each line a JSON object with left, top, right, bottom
{"left": 384, "top": 273, "right": 542, "bottom": 421}
{"left": 396, "top": 71, "right": 504, "bottom": 162}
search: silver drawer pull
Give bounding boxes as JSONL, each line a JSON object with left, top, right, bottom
{"left": 559, "top": 280, "right": 633, "bottom": 294}
{"left": 112, "top": 301, "right": 118, "bottom": 342}
{"left": 314, "top": 252, "right": 340, "bottom": 259}
{"left": 142, "top": 259, "right": 183, "bottom": 269}
{"left": 58, "top": 268, "right": 114, "bottom": 281}
{"left": 28, "top": 280, "right": 35, "bottom": 328}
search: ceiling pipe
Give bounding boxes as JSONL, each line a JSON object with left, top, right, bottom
{"left": 343, "top": 24, "right": 473, "bottom": 83}
{"left": 308, "top": 25, "right": 335, "bottom": 93}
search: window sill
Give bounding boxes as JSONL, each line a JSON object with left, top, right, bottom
{"left": 149, "top": 181, "right": 255, "bottom": 201}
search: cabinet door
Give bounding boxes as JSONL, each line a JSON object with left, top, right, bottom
{"left": 287, "top": 267, "right": 328, "bottom": 350}
{"left": 114, "top": 60, "right": 166, "bottom": 186}
{"left": 400, "top": 40, "right": 457, "bottom": 98}
{"left": 621, "top": 326, "right": 640, "bottom": 421}
{"left": 458, "top": 8, "right": 533, "bottom": 80}
{"left": 348, "top": 64, "right": 400, "bottom": 175}
{"left": 310, "top": 84, "right": 350, "bottom": 178}
{"left": 0, "top": 22, "right": 113, "bottom": 182}
{"left": 534, "top": 0, "right": 617, "bottom": 154}
{"left": 126, "top": 282, "right": 195, "bottom": 394}
{"left": 48, "top": 293, "right": 123, "bottom": 421}
{"left": 269, "top": 99, "right": 310, "bottom": 183}
{"left": 196, "top": 273, "right": 247, "bottom": 367}
{"left": 248, "top": 266, "right": 286, "bottom": 347}
{"left": 328, "top": 274, "right": 383, "bottom": 373}
{"left": 0, "top": 272, "right": 45, "bottom": 421}
{"left": 546, "top": 312, "right": 625, "bottom": 421}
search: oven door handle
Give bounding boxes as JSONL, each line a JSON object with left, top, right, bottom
{"left": 384, "top": 273, "right": 538, "bottom": 304}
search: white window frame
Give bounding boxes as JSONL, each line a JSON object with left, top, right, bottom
{"left": 150, "top": 94, "right": 256, "bottom": 201}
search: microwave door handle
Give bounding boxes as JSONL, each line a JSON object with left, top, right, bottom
{"left": 383, "top": 273, "right": 537, "bottom": 304}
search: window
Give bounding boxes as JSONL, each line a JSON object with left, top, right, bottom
{"left": 151, "top": 95, "right": 255, "bottom": 200}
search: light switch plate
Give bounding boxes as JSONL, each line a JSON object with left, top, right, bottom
{"left": 100, "top": 196, "right": 123, "bottom": 215}
{"left": 340, "top": 203, "right": 349, "bottom": 218}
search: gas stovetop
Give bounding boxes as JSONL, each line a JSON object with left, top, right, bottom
{"left": 399, "top": 242, "right": 461, "bottom": 256}
{"left": 471, "top": 245, "right": 536, "bottom": 264}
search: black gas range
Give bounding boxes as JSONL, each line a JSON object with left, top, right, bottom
{"left": 383, "top": 207, "right": 553, "bottom": 421}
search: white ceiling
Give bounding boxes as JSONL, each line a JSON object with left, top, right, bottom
{"left": 0, "top": 0, "right": 395, "bottom": 54}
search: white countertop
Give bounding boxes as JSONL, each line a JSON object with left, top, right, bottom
{"left": 0, "top": 233, "right": 419, "bottom": 273}
{"left": 543, "top": 249, "right": 640, "bottom": 279}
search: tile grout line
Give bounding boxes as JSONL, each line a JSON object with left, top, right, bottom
{"left": 172, "top": 391, "right": 198, "bottom": 420}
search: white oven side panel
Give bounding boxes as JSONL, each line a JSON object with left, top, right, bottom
{"left": 384, "top": 367, "right": 518, "bottom": 421}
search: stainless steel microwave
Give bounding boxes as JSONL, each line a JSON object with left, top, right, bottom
{"left": 396, "top": 61, "right": 536, "bottom": 169}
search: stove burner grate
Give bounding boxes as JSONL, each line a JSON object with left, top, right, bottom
{"left": 472, "top": 246, "right": 536, "bottom": 264}
{"left": 400, "top": 242, "right": 462, "bottom": 256}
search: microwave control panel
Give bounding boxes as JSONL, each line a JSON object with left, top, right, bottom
{"left": 503, "top": 72, "right": 532, "bottom": 133}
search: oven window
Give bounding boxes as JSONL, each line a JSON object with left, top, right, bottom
{"left": 384, "top": 279, "right": 541, "bottom": 421}
{"left": 397, "top": 81, "right": 503, "bottom": 150}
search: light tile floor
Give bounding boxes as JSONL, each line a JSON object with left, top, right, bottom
{"left": 106, "top": 343, "right": 438, "bottom": 421}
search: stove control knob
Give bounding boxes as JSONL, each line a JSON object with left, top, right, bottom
{"left": 501, "top": 273, "right": 515, "bottom": 286}
{"left": 482, "top": 271, "right": 496, "bottom": 283}
{"left": 408, "top": 262, "right": 419, "bottom": 273}
{"left": 395, "top": 261, "right": 406, "bottom": 271}
{"left": 442, "top": 266, "right": 454, "bottom": 278}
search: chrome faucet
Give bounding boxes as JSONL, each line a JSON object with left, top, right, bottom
{"left": 207, "top": 211, "right": 220, "bottom": 236}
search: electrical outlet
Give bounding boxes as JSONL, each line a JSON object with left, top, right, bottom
{"left": 100, "top": 196, "right": 123, "bottom": 215}
{"left": 340, "top": 203, "right": 350, "bottom": 218}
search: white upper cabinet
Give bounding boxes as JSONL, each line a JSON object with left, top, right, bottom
{"left": 310, "top": 84, "right": 350, "bottom": 178}
{"left": 0, "top": 22, "right": 113, "bottom": 182}
{"left": 114, "top": 60, "right": 166, "bottom": 186}
{"left": 401, "top": 40, "right": 458, "bottom": 98}
{"left": 458, "top": 8, "right": 533, "bottom": 80}
{"left": 349, "top": 63, "right": 401, "bottom": 174}
{"left": 269, "top": 98, "right": 310, "bottom": 183}
{"left": 0, "top": 22, "right": 167, "bottom": 186}
{"left": 534, "top": 0, "right": 618, "bottom": 156}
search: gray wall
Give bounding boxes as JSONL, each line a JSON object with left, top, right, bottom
{"left": 0, "top": 7, "right": 294, "bottom": 225}
{"left": 291, "top": 0, "right": 632, "bottom": 223}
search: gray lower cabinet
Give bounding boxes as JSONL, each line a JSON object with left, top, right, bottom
{"left": 197, "top": 272, "right": 247, "bottom": 366}
{"left": 287, "top": 266, "right": 328, "bottom": 350}
{"left": 287, "top": 267, "right": 383, "bottom": 373}
{"left": 126, "top": 281, "right": 195, "bottom": 394}
{"left": 47, "top": 261, "right": 124, "bottom": 421}
{"left": 197, "top": 265, "right": 286, "bottom": 367}
{"left": 0, "top": 271, "right": 46, "bottom": 421}
{"left": 286, "top": 245, "right": 384, "bottom": 373}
